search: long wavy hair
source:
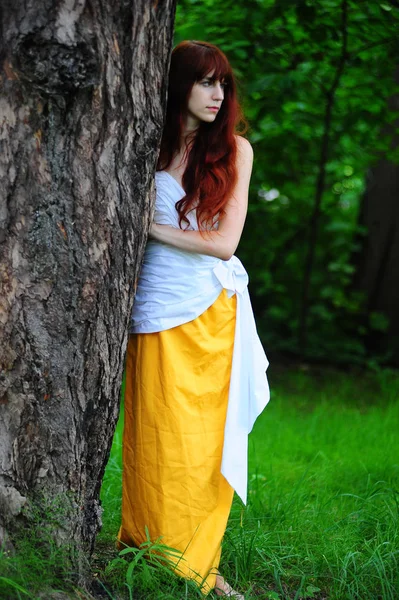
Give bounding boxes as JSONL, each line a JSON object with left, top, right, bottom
{"left": 157, "top": 40, "right": 247, "bottom": 230}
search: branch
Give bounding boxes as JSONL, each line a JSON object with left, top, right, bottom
{"left": 298, "top": 0, "right": 349, "bottom": 352}
{"left": 350, "top": 37, "right": 398, "bottom": 61}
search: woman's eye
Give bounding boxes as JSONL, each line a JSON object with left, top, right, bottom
{"left": 200, "top": 80, "right": 226, "bottom": 89}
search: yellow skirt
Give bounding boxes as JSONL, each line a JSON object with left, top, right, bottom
{"left": 118, "top": 289, "right": 236, "bottom": 592}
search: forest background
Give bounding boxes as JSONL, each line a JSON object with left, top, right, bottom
{"left": 176, "top": 0, "right": 399, "bottom": 367}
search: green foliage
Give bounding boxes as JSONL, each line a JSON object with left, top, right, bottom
{"left": 0, "top": 576, "right": 29, "bottom": 597}
{"left": 0, "top": 523, "right": 74, "bottom": 600}
{"left": 105, "top": 531, "right": 204, "bottom": 600}
{"left": 175, "top": 0, "right": 399, "bottom": 365}
{"left": 0, "top": 491, "right": 88, "bottom": 599}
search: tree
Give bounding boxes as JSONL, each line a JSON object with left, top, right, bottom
{"left": 351, "top": 66, "right": 399, "bottom": 365}
{"left": 0, "top": 0, "right": 176, "bottom": 584}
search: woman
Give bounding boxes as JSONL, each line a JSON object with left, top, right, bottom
{"left": 118, "top": 41, "right": 270, "bottom": 597}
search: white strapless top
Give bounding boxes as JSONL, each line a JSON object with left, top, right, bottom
{"left": 131, "top": 171, "right": 270, "bottom": 504}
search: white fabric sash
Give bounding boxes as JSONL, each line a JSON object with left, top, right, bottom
{"left": 131, "top": 171, "right": 270, "bottom": 504}
{"left": 212, "top": 260, "right": 270, "bottom": 503}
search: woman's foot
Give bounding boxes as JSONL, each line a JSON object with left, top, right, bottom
{"left": 214, "top": 574, "right": 244, "bottom": 599}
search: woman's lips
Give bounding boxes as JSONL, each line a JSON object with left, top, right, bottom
{"left": 207, "top": 107, "right": 219, "bottom": 112}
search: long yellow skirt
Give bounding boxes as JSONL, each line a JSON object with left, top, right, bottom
{"left": 118, "top": 289, "right": 236, "bottom": 593}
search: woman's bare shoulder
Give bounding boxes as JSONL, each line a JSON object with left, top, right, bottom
{"left": 234, "top": 135, "right": 253, "bottom": 160}
{"left": 234, "top": 135, "right": 254, "bottom": 170}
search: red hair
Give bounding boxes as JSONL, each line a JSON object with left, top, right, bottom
{"left": 158, "top": 40, "right": 247, "bottom": 230}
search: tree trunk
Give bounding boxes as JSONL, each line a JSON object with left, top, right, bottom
{"left": 352, "top": 68, "right": 399, "bottom": 365}
{"left": 352, "top": 161, "right": 399, "bottom": 364}
{"left": 0, "top": 0, "right": 175, "bottom": 579}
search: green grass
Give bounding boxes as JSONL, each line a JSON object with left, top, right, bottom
{"left": 1, "top": 366, "right": 398, "bottom": 599}
{"left": 0, "top": 534, "right": 81, "bottom": 600}
{"left": 97, "top": 366, "right": 399, "bottom": 599}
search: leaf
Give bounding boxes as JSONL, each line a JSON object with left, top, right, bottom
{"left": 0, "top": 577, "right": 29, "bottom": 595}
{"left": 304, "top": 584, "right": 322, "bottom": 598}
{"left": 369, "top": 312, "right": 390, "bottom": 332}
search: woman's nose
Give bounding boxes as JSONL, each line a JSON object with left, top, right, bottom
{"left": 212, "top": 84, "right": 224, "bottom": 100}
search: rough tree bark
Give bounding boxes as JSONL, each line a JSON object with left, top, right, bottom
{"left": 352, "top": 67, "right": 399, "bottom": 365}
{"left": 0, "top": 0, "right": 175, "bottom": 578}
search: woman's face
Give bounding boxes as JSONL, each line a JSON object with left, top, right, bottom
{"left": 186, "top": 71, "right": 225, "bottom": 126}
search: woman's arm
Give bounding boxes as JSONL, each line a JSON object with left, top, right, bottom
{"left": 149, "top": 137, "right": 253, "bottom": 261}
